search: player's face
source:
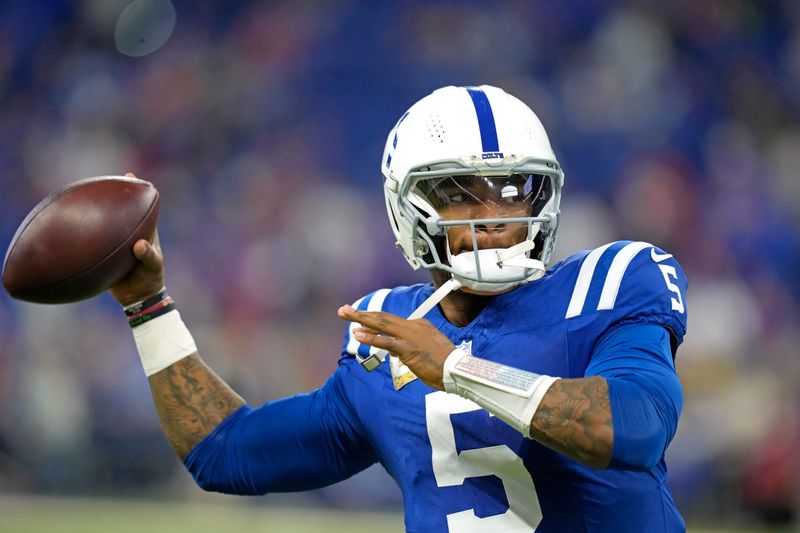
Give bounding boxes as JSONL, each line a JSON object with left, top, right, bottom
{"left": 415, "top": 174, "right": 551, "bottom": 255}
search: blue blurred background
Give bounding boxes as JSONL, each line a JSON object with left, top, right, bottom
{"left": 1, "top": 0, "right": 799, "bottom": 529}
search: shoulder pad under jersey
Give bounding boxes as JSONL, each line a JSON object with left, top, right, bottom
{"left": 562, "top": 241, "right": 688, "bottom": 346}
{"left": 339, "top": 285, "right": 425, "bottom": 369}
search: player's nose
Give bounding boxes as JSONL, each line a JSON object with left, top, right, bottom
{"left": 471, "top": 228, "right": 505, "bottom": 250}
{"left": 474, "top": 221, "right": 507, "bottom": 233}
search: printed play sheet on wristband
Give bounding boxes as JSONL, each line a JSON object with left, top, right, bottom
{"left": 455, "top": 355, "right": 539, "bottom": 397}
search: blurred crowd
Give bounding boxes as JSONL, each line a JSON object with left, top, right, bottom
{"left": 1, "top": 0, "right": 799, "bottom": 527}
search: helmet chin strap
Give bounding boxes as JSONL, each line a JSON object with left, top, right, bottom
{"left": 424, "top": 238, "right": 544, "bottom": 318}
{"left": 494, "top": 239, "right": 546, "bottom": 270}
{"left": 447, "top": 237, "right": 545, "bottom": 293}
{"left": 370, "top": 239, "right": 544, "bottom": 365}
{"left": 371, "top": 278, "right": 462, "bottom": 364}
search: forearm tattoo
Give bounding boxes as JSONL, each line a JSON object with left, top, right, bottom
{"left": 147, "top": 354, "right": 245, "bottom": 459}
{"left": 529, "top": 376, "right": 613, "bottom": 469}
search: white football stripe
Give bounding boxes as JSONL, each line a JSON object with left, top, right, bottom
{"left": 565, "top": 242, "right": 615, "bottom": 319}
{"left": 346, "top": 289, "right": 392, "bottom": 357}
{"left": 597, "top": 241, "right": 652, "bottom": 311}
{"left": 346, "top": 296, "right": 367, "bottom": 356}
{"left": 366, "top": 288, "right": 391, "bottom": 355}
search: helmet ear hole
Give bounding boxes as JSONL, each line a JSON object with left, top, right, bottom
{"left": 413, "top": 220, "right": 442, "bottom": 265}
{"left": 413, "top": 238, "right": 430, "bottom": 257}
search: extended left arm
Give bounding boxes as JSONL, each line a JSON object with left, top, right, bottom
{"left": 183, "top": 360, "right": 379, "bottom": 495}
{"left": 338, "top": 306, "right": 681, "bottom": 471}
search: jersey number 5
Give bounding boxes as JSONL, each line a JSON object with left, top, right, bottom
{"left": 425, "top": 391, "right": 541, "bottom": 532}
{"left": 658, "top": 264, "right": 685, "bottom": 314}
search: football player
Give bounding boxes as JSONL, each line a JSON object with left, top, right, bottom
{"left": 111, "top": 86, "right": 687, "bottom": 532}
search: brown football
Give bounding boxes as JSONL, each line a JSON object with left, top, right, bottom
{"left": 2, "top": 176, "right": 160, "bottom": 304}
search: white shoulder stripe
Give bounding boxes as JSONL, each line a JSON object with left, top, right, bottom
{"left": 346, "top": 288, "right": 391, "bottom": 357}
{"left": 366, "top": 288, "right": 391, "bottom": 356}
{"left": 565, "top": 243, "right": 615, "bottom": 319}
{"left": 346, "top": 296, "right": 367, "bottom": 355}
{"left": 367, "top": 288, "right": 391, "bottom": 311}
{"left": 596, "top": 241, "right": 652, "bottom": 311}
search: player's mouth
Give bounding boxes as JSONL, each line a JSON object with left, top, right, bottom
{"left": 449, "top": 224, "right": 528, "bottom": 255}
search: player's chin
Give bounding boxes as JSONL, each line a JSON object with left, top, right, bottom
{"left": 458, "top": 285, "right": 516, "bottom": 296}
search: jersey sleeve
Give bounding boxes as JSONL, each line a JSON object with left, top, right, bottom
{"left": 585, "top": 322, "right": 683, "bottom": 471}
{"left": 183, "top": 358, "right": 378, "bottom": 495}
{"left": 609, "top": 243, "right": 688, "bottom": 348}
{"left": 563, "top": 241, "right": 688, "bottom": 354}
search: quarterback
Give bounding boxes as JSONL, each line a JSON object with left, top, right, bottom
{"left": 111, "top": 86, "right": 687, "bottom": 532}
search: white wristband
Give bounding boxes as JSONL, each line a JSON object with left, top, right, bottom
{"left": 442, "top": 347, "right": 559, "bottom": 438}
{"left": 132, "top": 309, "right": 198, "bottom": 376}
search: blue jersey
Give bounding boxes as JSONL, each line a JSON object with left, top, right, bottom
{"left": 185, "top": 240, "right": 688, "bottom": 532}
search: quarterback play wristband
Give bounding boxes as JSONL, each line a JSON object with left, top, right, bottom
{"left": 130, "top": 308, "right": 198, "bottom": 376}
{"left": 442, "top": 347, "right": 559, "bottom": 438}
{"left": 124, "top": 289, "right": 168, "bottom": 317}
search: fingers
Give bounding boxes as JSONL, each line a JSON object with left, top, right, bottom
{"left": 132, "top": 238, "right": 164, "bottom": 273}
{"left": 353, "top": 328, "right": 403, "bottom": 353}
{"left": 337, "top": 305, "right": 405, "bottom": 336}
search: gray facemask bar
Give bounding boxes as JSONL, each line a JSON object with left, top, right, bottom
{"left": 398, "top": 157, "right": 563, "bottom": 284}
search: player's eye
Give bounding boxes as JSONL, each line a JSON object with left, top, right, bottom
{"left": 437, "top": 187, "right": 477, "bottom": 205}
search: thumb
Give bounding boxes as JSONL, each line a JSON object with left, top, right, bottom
{"left": 133, "top": 239, "right": 163, "bottom": 273}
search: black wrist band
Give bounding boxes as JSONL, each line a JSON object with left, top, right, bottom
{"left": 128, "top": 300, "right": 176, "bottom": 328}
{"left": 125, "top": 289, "right": 167, "bottom": 317}
{"left": 125, "top": 289, "right": 176, "bottom": 328}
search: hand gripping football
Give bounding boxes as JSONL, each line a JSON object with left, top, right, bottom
{"left": 2, "top": 176, "right": 160, "bottom": 304}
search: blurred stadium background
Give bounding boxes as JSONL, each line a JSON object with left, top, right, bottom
{"left": 1, "top": 0, "right": 799, "bottom": 531}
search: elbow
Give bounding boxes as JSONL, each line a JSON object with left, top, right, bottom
{"left": 181, "top": 405, "right": 264, "bottom": 495}
{"left": 613, "top": 452, "right": 663, "bottom": 472}
{"left": 190, "top": 467, "right": 223, "bottom": 493}
{"left": 610, "top": 449, "right": 663, "bottom": 472}
{"left": 636, "top": 453, "right": 663, "bottom": 472}
{"left": 183, "top": 438, "right": 263, "bottom": 495}
{"left": 608, "top": 426, "right": 667, "bottom": 471}
{"left": 186, "top": 463, "right": 223, "bottom": 494}
{"left": 185, "top": 456, "right": 236, "bottom": 494}
{"left": 605, "top": 377, "right": 680, "bottom": 472}
{"left": 187, "top": 461, "right": 264, "bottom": 495}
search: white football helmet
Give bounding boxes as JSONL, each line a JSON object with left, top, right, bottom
{"left": 382, "top": 85, "right": 564, "bottom": 293}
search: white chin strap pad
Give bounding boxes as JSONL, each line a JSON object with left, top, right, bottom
{"left": 449, "top": 245, "right": 545, "bottom": 293}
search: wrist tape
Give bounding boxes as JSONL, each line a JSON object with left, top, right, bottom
{"left": 125, "top": 291, "right": 197, "bottom": 376}
{"left": 442, "top": 347, "right": 559, "bottom": 438}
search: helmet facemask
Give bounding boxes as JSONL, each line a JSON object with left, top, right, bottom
{"left": 396, "top": 156, "right": 563, "bottom": 293}
{"left": 367, "top": 85, "right": 564, "bottom": 373}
